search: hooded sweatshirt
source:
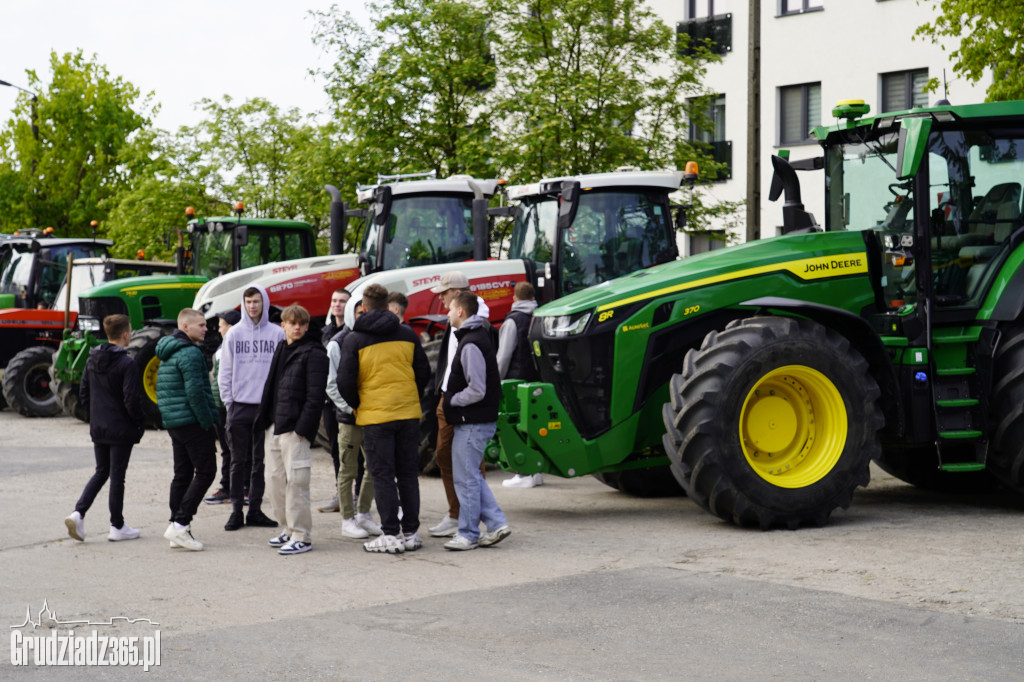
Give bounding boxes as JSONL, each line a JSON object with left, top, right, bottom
{"left": 79, "top": 342, "right": 145, "bottom": 444}
{"left": 217, "top": 282, "right": 285, "bottom": 408}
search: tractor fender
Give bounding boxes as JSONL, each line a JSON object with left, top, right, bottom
{"left": 739, "top": 296, "right": 902, "bottom": 437}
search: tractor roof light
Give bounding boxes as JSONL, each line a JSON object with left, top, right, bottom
{"left": 233, "top": 201, "right": 245, "bottom": 217}
{"left": 185, "top": 206, "right": 196, "bottom": 218}
{"left": 833, "top": 99, "right": 871, "bottom": 120}
{"left": 684, "top": 161, "right": 699, "bottom": 184}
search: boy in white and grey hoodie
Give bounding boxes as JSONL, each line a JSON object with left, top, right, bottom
{"left": 218, "top": 283, "right": 285, "bottom": 531}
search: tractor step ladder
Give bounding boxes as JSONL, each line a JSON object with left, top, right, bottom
{"left": 930, "top": 329, "right": 997, "bottom": 472}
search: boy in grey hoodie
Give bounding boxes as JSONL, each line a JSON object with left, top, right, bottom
{"left": 218, "top": 283, "right": 285, "bottom": 531}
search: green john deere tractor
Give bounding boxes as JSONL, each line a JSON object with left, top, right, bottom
{"left": 494, "top": 98, "right": 1024, "bottom": 528}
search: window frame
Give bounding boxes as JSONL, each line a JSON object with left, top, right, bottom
{"left": 778, "top": 82, "right": 821, "bottom": 146}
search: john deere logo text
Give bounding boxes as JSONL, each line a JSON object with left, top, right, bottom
{"left": 801, "top": 256, "right": 864, "bottom": 275}
{"left": 621, "top": 322, "right": 649, "bottom": 333}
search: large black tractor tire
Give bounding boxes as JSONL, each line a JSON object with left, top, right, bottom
{"left": 662, "top": 316, "right": 883, "bottom": 529}
{"left": 49, "top": 349, "right": 89, "bottom": 423}
{"left": 989, "top": 326, "right": 1024, "bottom": 493}
{"left": 127, "top": 326, "right": 171, "bottom": 429}
{"left": 418, "top": 332, "right": 444, "bottom": 475}
{"left": 592, "top": 467, "right": 684, "bottom": 497}
{"left": 2, "top": 346, "right": 62, "bottom": 417}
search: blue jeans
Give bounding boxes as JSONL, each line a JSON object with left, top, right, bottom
{"left": 452, "top": 423, "right": 506, "bottom": 542}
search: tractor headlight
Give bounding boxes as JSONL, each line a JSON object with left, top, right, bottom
{"left": 541, "top": 310, "right": 592, "bottom": 337}
{"left": 78, "top": 316, "right": 101, "bottom": 332}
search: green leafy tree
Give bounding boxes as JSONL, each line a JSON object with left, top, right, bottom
{"left": 915, "top": 1, "right": 1024, "bottom": 102}
{"left": 487, "top": 0, "right": 716, "bottom": 181}
{"left": 103, "top": 128, "right": 222, "bottom": 261}
{"left": 312, "top": 0, "right": 498, "bottom": 186}
{"left": 182, "top": 96, "right": 315, "bottom": 221}
{"left": 0, "top": 50, "right": 155, "bottom": 235}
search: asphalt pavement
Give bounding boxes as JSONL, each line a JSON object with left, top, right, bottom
{"left": 2, "top": 412, "right": 1023, "bottom": 680}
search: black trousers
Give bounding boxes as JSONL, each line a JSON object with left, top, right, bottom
{"left": 214, "top": 405, "right": 232, "bottom": 491}
{"left": 362, "top": 419, "right": 420, "bottom": 537}
{"left": 322, "top": 403, "right": 340, "bottom": 477}
{"left": 168, "top": 423, "right": 217, "bottom": 526}
{"left": 227, "top": 403, "right": 265, "bottom": 511}
{"left": 75, "top": 443, "right": 134, "bottom": 529}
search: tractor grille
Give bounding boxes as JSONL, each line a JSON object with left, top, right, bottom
{"left": 79, "top": 296, "right": 129, "bottom": 322}
{"left": 534, "top": 330, "right": 615, "bottom": 439}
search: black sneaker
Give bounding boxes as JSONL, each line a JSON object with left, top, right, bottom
{"left": 224, "top": 511, "right": 244, "bottom": 531}
{"left": 205, "top": 488, "right": 230, "bottom": 505}
{"left": 246, "top": 510, "right": 278, "bottom": 528}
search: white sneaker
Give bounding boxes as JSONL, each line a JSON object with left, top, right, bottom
{"left": 401, "top": 531, "right": 423, "bottom": 552}
{"left": 356, "top": 513, "right": 382, "bottom": 536}
{"left": 278, "top": 539, "right": 312, "bottom": 555}
{"left": 502, "top": 473, "right": 543, "bottom": 488}
{"left": 163, "top": 524, "right": 203, "bottom": 551}
{"left": 429, "top": 515, "right": 459, "bottom": 537}
{"left": 363, "top": 534, "right": 405, "bottom": 554}
{"left": 108, "top": 524, "right": 140, "bottom": 541}
{"left": 480, "top": 525, "right": 511, "bottom": 547}
{"left": 268, "top": 532, "right": 290, "bottom": 548}
{"left": 342, "top": 517, "right": 369, "bottom": 539}
{"left": 444, "top": 534, "right": 479, "bottom": 551}
{"left": 65, "top": 511, "right": 85, "bottom": 541}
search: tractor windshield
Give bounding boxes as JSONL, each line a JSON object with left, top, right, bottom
{"left": 363, "top": 194, "right": 476, "bottom": 272}
{"left": 558, "top": 191, "right": 673, "bottom": 295}
{"left": 507, "top": 196, "right": 558, "bottom": 266}
{"left": 825, "top": 130, "right": 909, "bottom": 233}
{"left": 192, "top": 226, "right": 308, "bottom": 279}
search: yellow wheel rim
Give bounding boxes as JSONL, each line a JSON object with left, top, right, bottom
{"left": 143, "top": 356, "right": 161, "bottom": 405}
{"left": 739, "top": 365, "right": 847, "bottom": 488}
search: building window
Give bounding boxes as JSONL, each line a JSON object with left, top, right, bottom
{"left": 779, "top": 0, "right": 823, "bottom": 15}
{"left": 688, "top": 95, "right": 732, "bottom": 180}
{"left": 687, "top": 0, "right": 731, "bottom": 19}
{"left": 688, "top": 230, "right": 727, "bottom": 255}
{"left": 779, "top": 82, "right": 821, "bottom": 145}
{"left": 881, "top": 69, "right": 929, "bottom": 112}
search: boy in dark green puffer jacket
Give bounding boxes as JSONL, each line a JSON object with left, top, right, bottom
{"left": 155, "top": 308, "right": 218, "bottom": 551}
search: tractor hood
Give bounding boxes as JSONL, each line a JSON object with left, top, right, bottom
{"left": 534, "top": 230, "right": 874, "bottom": 322}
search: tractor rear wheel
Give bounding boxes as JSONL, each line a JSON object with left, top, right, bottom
{"left": 2, "top": 346, "right": 62, "bottom": 417}
{"left": 662, "top": 316, "right": 883, "bottom": 529}
{"left": 989, "top": 326, "right": 1024, "bottom": 493}
{"left": 418, "top": 332, "right": 444, "bottom": 475}
{"left": 127, "top": 326, "right": 171, "bottom": 428}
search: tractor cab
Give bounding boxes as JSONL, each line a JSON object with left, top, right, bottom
{"left": 774, "top": 100, "right": 1024, "bottom": 326}
{"left": 505, "top": 170, "right": 682, "bottom": 304}
{"left": 181, "top": 205, "right": 317, "bottom": 280}
{"left": 347, "top": 172, "right": 502, "bottom": 276}
{"left": 0, "top": 235, "right": 112, "bottom": 309}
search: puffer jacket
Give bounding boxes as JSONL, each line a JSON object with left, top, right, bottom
{"left": 156, "top": 330, "right": 218, "bottom": 430}
{"left": 79, "top": 342, "right": 145, "bottom": 444}
{"left": 255, "top": 330, "right": 329, "bottom": 442}
{"left": 338, "top": 308, "right": 430, "bottom": 427}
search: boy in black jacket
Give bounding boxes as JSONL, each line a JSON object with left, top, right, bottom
{"left": 65, "top": 314, "right": 146, "bottom": 542}
{"left": 255, "top": 304, "right": 328, "bottom": 556}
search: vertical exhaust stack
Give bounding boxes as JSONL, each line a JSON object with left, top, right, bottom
{"left": 325, "top": 185, "right": 346, "bottom": 256}
{"left": 769, "top": 155, "right": 819, "bottom": 234}
{"left": 467, "top": 180, "right": 490, "bottom": 261}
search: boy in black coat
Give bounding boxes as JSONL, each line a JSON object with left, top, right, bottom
{"left": 65, "top": 314, "right": 146, "bottom": 542}
{"left": 255, "top": 304, "right": 329, "bottom": 555}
